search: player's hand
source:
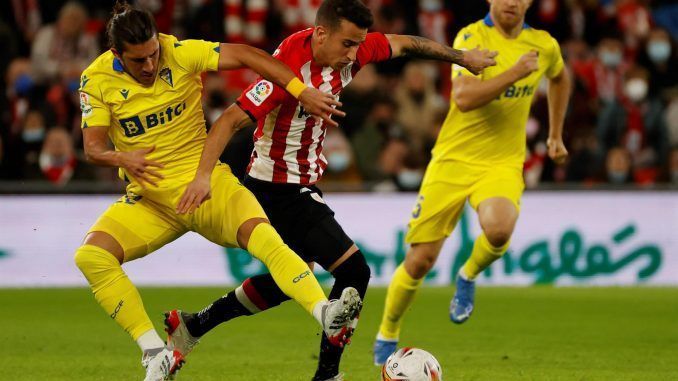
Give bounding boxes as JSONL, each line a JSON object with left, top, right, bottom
{"left": 177, "top": 174, "right": 212, "bottom": 214}
{"left": 119, "top": 146, "right": 164, "bottom": 188}
{"left": 298, "top": 87, "right": 346, "bottom": 128}
{"left": 461, "top": 47, "right": 497, "bottom": 75}
{"left": 512, "top": 51, "right": 539, "bottom": 80}
{"left": 547, "top": 137, "right": 568, "bottom": 165}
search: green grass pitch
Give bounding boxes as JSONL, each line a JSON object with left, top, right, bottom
{"left": 2, "top": 287, "right": 677, "bottom": 380}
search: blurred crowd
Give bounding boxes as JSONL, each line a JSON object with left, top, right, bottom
{"left": 0, "top": 0, "right": 677, "bottom": 191}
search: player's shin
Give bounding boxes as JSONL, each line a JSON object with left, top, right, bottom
{"left": 461, "top": 233, "right": 509, "bottom": 280}
{"left": 378, "top": 264, "right": 424, "bottom": 340}
{"left": 184, "top": 275, "right": 289, "bottom": 337}
{"left": 73, "top": 244, "right": 163, "bottom": 351}
{"left": 245, "top": 223, "right": 327, "bottom": 317}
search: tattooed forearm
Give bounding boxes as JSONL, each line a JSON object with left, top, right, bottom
{"left": 401, "top": 35, "right": 465, "bottom": 64}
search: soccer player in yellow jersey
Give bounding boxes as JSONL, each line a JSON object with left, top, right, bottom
{"left": 374, "top": 0, "right": 571, "bottom": 364}
{"left": 73, "top": 3, "right": 360, "bottom": 380}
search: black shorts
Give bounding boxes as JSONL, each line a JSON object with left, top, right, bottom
{"left": 243, "top": 176, "right": 354, "bottom": 270}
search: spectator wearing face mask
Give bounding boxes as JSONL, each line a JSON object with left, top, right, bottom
{"left": 319, "top": 128, "right": 363, "bottom": 186}
{"left": 394, "top": 151, "right": 425, "bottom": 192}
{"left": 24, "top": 127, "right": 96, "bottom": 185}
{"left": 619, "top": 66, "right": 669, "bottom": 163}
{"left": 638, "top": 27, "right": 678, "bottom": 101}
{"left": 591, "top": 36, "right": 627, "bottom": 103}
{"left": 590, "top": 36, "right": 631, "bottom": 155}
{"left": 10, "top": 109, "right": 48, "bottom": 175}
{"left": 603, "top": 146, "right": 634, "bottom": 185}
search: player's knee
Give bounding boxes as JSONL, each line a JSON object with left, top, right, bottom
{"left": 405, "top": 248, "right": 436, "bottom": 279}
{"left": 484, "top": 227, "right": 512, "bottom": 248}
{"left": 333, "top": 250, "right": 371, "bottom": 297}
{"left": 237, "top": 217, "right": 271, "bottom": 249}
{"left": 73, "top": 247, "right": 90, "bottom": 273}
{"left": 74, "top": 244, "right": 119, "bottom": 275}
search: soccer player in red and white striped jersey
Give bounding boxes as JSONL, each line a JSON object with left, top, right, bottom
{"left": 236, "top": 26, "right": 393, "bottom": 185}
{"left": 174, "top": 1, "right": 496, "bottom": 379}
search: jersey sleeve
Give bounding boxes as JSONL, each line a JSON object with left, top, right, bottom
{"left": 174, "top": 39, "right": 221, "bottom": 73}
{"left": 79, "top": 75, "right": 110, "bottom": 129}
{"left": 544, "top": 36, "right": 565, "bottom": 79}
{"left": 235, "top": 79, "right": 288, "bottom": 121}
{"left": 451, "top": 27, "right": 480, "bottom": 78}
{"left": 356, "top": 32, "right": 392, "bottom": 66}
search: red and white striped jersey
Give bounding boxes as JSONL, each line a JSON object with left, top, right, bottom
{"left": 236, "top": 28, "right": 391, "bottom": 185}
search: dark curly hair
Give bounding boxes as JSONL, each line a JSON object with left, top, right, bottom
{"left": 315, "top": 0, "right": 373, "bottom": 30}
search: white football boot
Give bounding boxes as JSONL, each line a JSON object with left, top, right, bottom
{"left": 321, "top": 287, "right": 363, "bottom": 347}
{"left": 141, "top": 346, "right": 184, "bottom": 381}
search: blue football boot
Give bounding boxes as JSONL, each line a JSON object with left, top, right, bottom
{"left": 373, "top": 337, "right": 398, "bottom": 366}
{"left": 450, "top": 274, "right": 475, "bottom": 324}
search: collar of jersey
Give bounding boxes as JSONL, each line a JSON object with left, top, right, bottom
{"left": 113, "top": 57, "right": 124, "bottom": 72}
{"left": 483, "top": 13, "right": 530, "bottom": 29}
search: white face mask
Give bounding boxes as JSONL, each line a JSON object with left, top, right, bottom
{"left": 625, "top": 78, "right": 648, "bottom": 102}
{"left": 599, "top": 50, "right": 622, "bottom": 68}
{"left": 420, "top": 0, "right": 443, "bottom": 12}
{"left": 39, "top": 152, "right": 70, "bottom": 169}
{"left": 22, "top": 127, "right": 45, "bottom": 143}
{"left": 647, "top": 41, "right": 671, "bottom": 64}
{"left": 327, "top": 152, "right": 350, "bottom": 172}
{"left": 397, "top": 169, "right": 423, "bottom": 190}
{"left": 608, "top": 170, "right": 628, "bottom": 184}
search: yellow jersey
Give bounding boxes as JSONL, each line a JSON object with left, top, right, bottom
{"left": 79, "top": 33, "right": 220, "bottom": 197}
{"left": 432, "top": 14, "right": 564, "bottom": 168}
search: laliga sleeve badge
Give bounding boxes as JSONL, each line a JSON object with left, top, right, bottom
{"left": 80, "top": 93, "right": 93, "bottom": 118}
{"left": 246, "top": 80, "right": 273, "bottom": 106}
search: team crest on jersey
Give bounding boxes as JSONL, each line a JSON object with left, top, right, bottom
{"left": 159, "top": 67, "right": 173, "bottom": 87}
{"left": 246, "top": 80, "right": 273, "bottom": 106}
{"left": 340, "top": 64, "right": 353, "bottom": 85}
{"left": 80, "top": 75, "right": 90, "bottom": 90}
{"left": 80, "top": 93, "right": 93, "bottom": 118}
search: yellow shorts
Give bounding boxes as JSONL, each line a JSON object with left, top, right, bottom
{"left": 87, "top": 163, "right": 267, "bottom": 262}
{"left": 405, "top": 160, "right": 524, "bottom": 244}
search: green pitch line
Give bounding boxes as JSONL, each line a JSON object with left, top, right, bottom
{"left": 1, "top": 287, "right": 677, "bottom": 380}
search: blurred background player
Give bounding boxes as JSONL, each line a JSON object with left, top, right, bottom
{"left": 72, "top": 2, "right": 356, "bottom": 380}
{"left": 374, "top": 0, "right": 571, "bottom": 365}
{"left": 165, "top": 1, "right": 496, "bottom": 380}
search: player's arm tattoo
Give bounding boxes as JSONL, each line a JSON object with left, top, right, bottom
{"left": 401, "top": 35, "right": 465, "bottom": 64}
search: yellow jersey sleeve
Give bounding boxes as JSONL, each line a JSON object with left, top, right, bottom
{"left": 451, "top": 26, "right": 481, "bottom": 79}
{"left": 79, "top": 74, "right": 110, "bottom": 128}
{"left": 173, "top": 39, "right": 220, "bottom": 74}
{"left": 544, "top": 36, "right": 565, "bottom": 79}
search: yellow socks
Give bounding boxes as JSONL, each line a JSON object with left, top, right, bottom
{"left": 74, "top": 244, "right": 158, "bottom": 345}
{"left": 378, "top": 264, "right": 424, "bottom": 340}
{"left": 461, "top": 233, "right": 509, "bottom": 280}
{"left": 246, "top": 223, "right": 327, "bottom": 315}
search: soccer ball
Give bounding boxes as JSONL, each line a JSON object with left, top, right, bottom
{"left": 381, "top": 347, "right": 442, "bottom": 381}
